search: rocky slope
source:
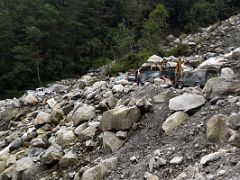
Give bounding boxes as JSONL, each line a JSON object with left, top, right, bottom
{"left": 0, "top": 14, "right": 240, "bottom": 180}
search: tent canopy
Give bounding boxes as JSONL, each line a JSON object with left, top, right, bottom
{"left": 146, "top": 55, "right": 163, "bottom": 64}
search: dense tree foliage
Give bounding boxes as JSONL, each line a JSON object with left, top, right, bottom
{"left": 0, "top": 0, "right": 239, "bottom": 99}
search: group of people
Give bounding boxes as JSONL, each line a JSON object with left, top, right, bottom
{"left": 134, "top": 57, "right": 183, "bottom": 86}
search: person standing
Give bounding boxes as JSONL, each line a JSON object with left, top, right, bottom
{"left": 175, "top": 57, "right": 182, "bottom": 85}
{"left": 136, "top": 69, "right": 141, "bottom": 86}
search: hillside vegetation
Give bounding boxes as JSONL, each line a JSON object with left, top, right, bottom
{"left": 0, "top": 0, "right": 240, "bottom": 99}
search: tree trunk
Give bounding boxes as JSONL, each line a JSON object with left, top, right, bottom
{"left": 36, "top": 60, "right": 42, "bottom": 87}
{"left": 35, "top": 41, "right": 42, "bottom": 87}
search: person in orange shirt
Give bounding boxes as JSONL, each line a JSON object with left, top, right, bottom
{"left": 157, "top": 62, "right": 163, "bottom": 71}
{"left": 175, "top": 57, "right": 182, "bottom": 84}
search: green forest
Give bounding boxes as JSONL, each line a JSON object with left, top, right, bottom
{"left": 0, "top": 0, "right": 240, "bottom": 99}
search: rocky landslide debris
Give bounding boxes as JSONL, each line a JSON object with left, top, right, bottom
{"left": 0, "top": 13, "right": 240, "bottom": 180}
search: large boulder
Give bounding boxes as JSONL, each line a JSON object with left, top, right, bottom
{"left": 81, "top": 157, "right": 118, "bottom": 180}
{"left": 22, "top": 95, "right": 38, "bottom": 106}
{"left": 46, "top": 98, "right": 57, "bottom": 108}
{"left": 220, "top": 68, "right": 235, "bottom": 79}
{"left": 99, "top": 106, "right": 141, "bottom": 131}
{"left": 78, "top": 126, "right": 97, "bottom": 142}
{"left": 22, "top": 164, "right": 46, "bottom": 180}
{"left": 226, "top": 114, "right": 240, "bottom": 147}
{"left": 107, "top": 96, "right": 118, "bottom": 109}
{"left": 169, "top": 93, "right": 206, "bottom": 112}
{"left": 231, "top": 47, "right": 240, "bottom": 60}
{"left": 144, "top": 172, "right": 159, "bottom": 180}
{"left": 153, "top": 91, "right": 169, "bottom": 103}
{"left": 227, "top": 113, "right": 240, "bottom": 130}
{"left": 206, "top": 115, "right": 230, "bottom": 143}
{"left": 35, "top": 112, "right": 52, "bottom": 126}
{"left": 162, "top": 112, "right": 189, "bottom": 135}
{"left": 13, "top": 157, "right": 35, "bottom": 180}
{"left": 0, "top": 161, "right": 6, "bottom": 174}
{"left": 59, "top": 151, "right": 78, "bottom": 168}
{"left": 92, "top": 81, "right": 108, "bottom": 90}
{"left": 51, "top": 107, "right": 64, "bottom": 123}
{"left": 112, "top": 85, "right": 124, "bottom": 93}
{"left": 72, "top": 105, "right": 96, "bottom": 126}
{"left": 56, "top": 129, "right": 76, "bottom": 146}
{"left": 41, "top": 144, "right": 63, "bottom": 164}
{"left": 0, "top": 108, "right": 19, "bottom": 122}
{"left": 102, "top": 131, "right": 124, "bottom": 152}
{"left": 203, "top": 78, "right": 240, "bottom": 99}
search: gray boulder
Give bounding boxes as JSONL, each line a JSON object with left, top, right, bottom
{"left": 162, "top": 112, "right": 189, "bottom": 135}
{"left": 41, "top": 144, "right": 63, "bottom": 164}
{"left": 169, "top": 93, "right": 206, "bottom": 112}
{"left": 56, "top": 129, "right": 76, "bottom": 146}
{"left": 220, "top": 67, "right": 235, "bottom": 79}
{"left": 22, "top": 164, "right": 46, "bottom": 180}
{"left": 0, "top": 161, "right": 6, "bottom": 174}
{"left": 153, "top": 91, "right": 169, "bottom": 103}
{"left": 102, "top": 131, "right": 124, "bottom": 152}
{"left": 231, "top": 48, "right": 240, "bottom": 60}
{"left": 46, "top": 98, "right": 57, "bottom": 108}
{"left": 206, "top": 115, "right": 229, "bottom": 143}
{"left": 203, "top": 78, "right": 240, "bottom": 99}
{"left": 112, "top": 85, "right": 124, "bottom": 93}
{"left": 81, "top": 157, "right": 118, "bottom": 180}
{"left": 200, "top": 152, "right": 221, "bottom": 165}
{"left": 13, "top": 157, "right": 35, "bottom": 180}
{"left": 227, "top": 113, "right": 240, "bottom": 130}
{"left": 72, "top": 104, "right": 96, "bottom": 126}
{"left": 99, "top": 106, "right": 141, "bottom": 131}
{"left": 0, "top": 108, "right": 19, "bottom": 122}
{"left": 22, "top": 95, "right": 38, "bottom": 106}
{"left": 59, "top": 151, "right": 78, "bottom": 168}
{"left": 78, "top": 126, "right": 97, "bottom": 142}
{"left": 35, "top": 111, "right": 52, "bottom": 126}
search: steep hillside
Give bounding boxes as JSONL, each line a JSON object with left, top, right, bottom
{"left": 0, "top": 14, "right": 240, "bottom": 180}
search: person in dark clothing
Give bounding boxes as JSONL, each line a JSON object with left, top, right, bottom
{"left": 135, "top": 69, "right": 141, "bottom": 86}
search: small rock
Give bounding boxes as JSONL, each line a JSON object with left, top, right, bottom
{"left": 170, "top": 156, "right": 183, "bottom": 164}
{"left": 116, "top": 131, "right": 127, "bottom": 139}
{"left": 81, "top": 157, "right": 118, "bottom": 180}
{"left": 9, "top": 138, "right": 23, "bottom": 152}
{"left": 149, "top": 157, "right": 166, "bottom": 171}
{"left": 130, "top": 156, "right": 137, "bottom": 163}
{"left": 47, "top": 98, "right": 57, "bottom": 108}
{"left": 74, "top": 123, "right": 88, "bottom": 135}
{"left": 102, "top": 131, "right": 124, "bottom": 152}
{"left": 200, "top": 152, "right": 221, "bottom": 165}
{"left": 144, "top": 172, "right": 159, "bottom": 180}
{"left": 217, "top": 170, "right": 226, "bottom": 176}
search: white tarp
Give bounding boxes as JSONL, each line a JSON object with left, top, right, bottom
{"left": 146, "top": 55, "right": 163, "bottom": 64}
